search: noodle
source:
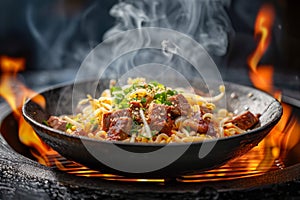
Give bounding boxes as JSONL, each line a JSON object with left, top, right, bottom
{"left": 47, "top": 78, "right": 260, "bottom": 143}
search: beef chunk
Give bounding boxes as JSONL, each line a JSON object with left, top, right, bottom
{"left": 182, "top": 111, "right": 209, "bottom": 133}
{"left": 102, "top": 108, "right": 133, "bottom": 141}
{"left": 73, "top": 129, "right": 88, "bottom": 136}
{"left": 47, "top": 116, "right": 68, "bottom": 131}
{"left": 142, "top": 95, "right": 153, "bottom": 107}
{"left": 148, "top": 103, "right": 173, "bottom": 136}
{"left": 167, "top": 94, "right": 191, "bottom": 118}
{"left": 182, "top": 119, "right": 209, "bottom": 133}
{"left": 129, "top": 101, "right": 143, "bottom": 123}
{"left": 199, "top": 106, "right": 213, "bottom": 115}
{"left": 107, "top": 116, "right": 132, "bottom": 140}
{"left": 101, "top": 108, "right": 131, "bottom": 131}
{"left": 130, "top": 101, "right": 142, "bottom": 110}
{"left": 111, "top": 108, "right": 132, "bottom": 118}
{"left": 102, "top": 112, "right": 112, "bottom": 132}
{"left": 228, "top": 111, "right": 259, "bottom": 130}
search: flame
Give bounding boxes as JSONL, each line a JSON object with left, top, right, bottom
{"left": 247, "top": 3, "right": 300, "bottom": 173}
{"left": 247, "top": 4, "right": 275, "bottom": 92}
{"left": 0, "top": 55, "right": 57, "bottom": 164}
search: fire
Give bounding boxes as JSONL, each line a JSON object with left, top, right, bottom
{"left": 0, "top": 55, "right": 57, "bottom": 165}
{"left": 247, "top": 3, "right": 300, "bottom": 172}
{"left": 247, "top": 4, "right": 275, "bottom": 92}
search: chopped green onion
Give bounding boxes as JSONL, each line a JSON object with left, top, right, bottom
{"left": 167, "top": 89, "right": 177, "bottom": 96}
{"left": 149, "top": 80, "right": 159, "bottom": 86}
{"left": 141, "top": 97, "right": 147, "bottom": 104}
{"left": 42, "top": 120, "right": 49, "bottom": 126}
{"left": 164, "top": 101, "right": 172, "bottom": 106}
{"left": 118, "top": 100, "right": 129, "bottom": 109}
{"left": 92, "top": 124, "right": 98, "bottom": 132}
{"left": 185, "top": 126, "right": 191, "bottom": 132}
{"left": 110, "top": 86, "right": 122, "bottom": 94}
{"left": 66, "top": 123, "right": 73, "bottom": 130}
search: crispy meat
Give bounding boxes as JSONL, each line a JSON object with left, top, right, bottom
{"left": 141, "top": 95, "right": 153, "bottom": 108}
{"left": 111, "top": 108, "right": 132, "bottom": 118}
{"left": 101, "top": 108, "right": 131, "bottom": 131}
{"left": 148, "top": 103, "right": 173, "bottom": 136}
{"left": 182, "top": 111, "right": 209, "bottom": 133}
{"left": 129, "top": 101, "right": 143, "bottom": 123}
{"left": 73, "top": 129, "right": 88, "bottom": 136}
{"left": 228, "top": 111, "right": 259, "bottom": 130}
{"left": 168, "top": 94, "right": 191, "bottom": 118}
{"left": 47, "top": 116, "right": 68, "bottom": 131}
{"left": 102, "top": 112, "right": 112, "bottom": 132}
{"left": 181, "top": 119, "right": 209, "bottom": 133}
{"left": 107, "top": 116, "right": 132, "bottom": 140}
{"left": 102, "top": 108, "right": 133, "bottom": 141}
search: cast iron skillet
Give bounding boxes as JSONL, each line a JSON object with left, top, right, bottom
{"left": 22, "top": 79, "right": 282, "bottom": 177}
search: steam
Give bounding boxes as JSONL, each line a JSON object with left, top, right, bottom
{"left": 104, "top": 0, "right": 232, "bottom": 56}
{"left": 25, "top": 0, "right": 232, "bottom": 83}
{"left": 25, "top": 2, "right": 98, "bottom": 70}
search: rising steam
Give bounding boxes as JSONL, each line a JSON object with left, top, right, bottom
{"left": 25, "top": 1, "right": 232, "bottom": 82}
{"left": 104, "top": 0, "right": 232, "bottom": 56}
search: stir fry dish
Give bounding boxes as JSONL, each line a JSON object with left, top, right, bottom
{"left": 46, "top": 78, "right": 260, "bottom": 143}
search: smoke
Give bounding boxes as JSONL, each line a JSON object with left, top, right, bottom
{"left": 77, "top": 0, "right": 232, "bottom": 83}
{"left": 25, "top": 0, "right": 232, "bottom": 84}
{"left": 104, "top": 0, "right": 232, "bottom": 56}
{"left": 25, "top": 1, "right": 99, "bottom": 70}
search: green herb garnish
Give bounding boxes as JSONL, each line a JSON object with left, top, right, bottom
{"left": 110, "top": 86, "right": 122, "bottom": 94}
{"left": 42, "top": 120, "right": 49, "bottom": 126}
{"left": 66, "top": 123, "right": 73, "bottom": 130}
{"left": 141, "top": 97, "right": 147, "bottom": 104}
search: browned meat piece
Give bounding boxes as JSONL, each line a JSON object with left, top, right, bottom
{"left": 47, "top": 116, "right": 68, "bottom": 131}
{"left": 206, "top": 121, "right": 218, "bottom": 137}
{"left": 101, "top": 108, "right": 131, "bottom": 131}
{"left": 141, "top": 95, "right": 153, "bottom": 107}
{"left": 102, "top": 108, "right": 133, "bottom": 141}
{"left": 199, "top": 106, "right": 213, "bottom": 115}
{"left": 228, "top": 111, "right": 259, "bottom": 130}
{"left": 182, "top": 111, "right": 209, "bottom": 133}
{"left": 167, "top": 94, "right": 191, "bottom": 118}
{"left": 129, "top": 101, "right": 143, "bottom": 123}
{"left": 130, "top": 101, "right": 142, "bottom": 109}
{"left": 110, "top": 108, "right": 131, "bottom": 118}
{"left": 148, "top": 103, "right": 173, "bottom": 136}
{"left": 73, "top": 129, "right": 88, "bottom": 136}
{"left": 181, "top": 119, "right": 209, "bottom": 133}
{"left": 107, "top": 117, "right": 132, "bottom": 140}
{"left": 102, "top": 112, "right": 112, "bottom": 131}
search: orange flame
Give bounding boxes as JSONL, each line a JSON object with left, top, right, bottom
{"left": 247, "top": 3, "right": 300, "bottom": 172}
{"left": 248, "top": 4, "right": 275, "bottom": 92}
{"left": 0, "top": 55, "right": 57, "bottom": 164}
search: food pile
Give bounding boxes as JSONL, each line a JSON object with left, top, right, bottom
{"left": 46, "top": 78, "right": 259, "bottom": 143}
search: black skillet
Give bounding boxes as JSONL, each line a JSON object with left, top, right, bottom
{"left": 22, "top": 79, "right": 282, "bottom": 177}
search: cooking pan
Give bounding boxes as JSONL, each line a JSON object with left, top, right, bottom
{"left": 22, "top": 79, "right": 282, "bottom": 177}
